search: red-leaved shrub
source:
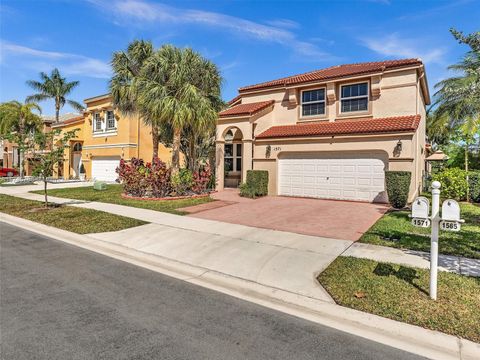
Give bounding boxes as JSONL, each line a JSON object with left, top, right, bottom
{"left": 116, "top": 157, "right": 171, "bottom": 198}
{"left": 192, "top": 164, "right": 212, "bottom": 194}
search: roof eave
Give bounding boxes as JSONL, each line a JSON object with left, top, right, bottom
{"left": 255, "top": 130, "right": 417, "bottom": 141}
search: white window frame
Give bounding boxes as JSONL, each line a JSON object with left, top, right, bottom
{"left": 224, "top": 142, "right": 242, "bottom": 173}
{"left": 340, "top": 81, "right": 369, "bottom": 114}
{"left": 105, "top": 110, "right": 116, "bottom": 131}
{"left": 300, "top": 88, "right": 326, "bottom": 118}
{"left": 93, "top": 112, "right": 103, "bottom": 132}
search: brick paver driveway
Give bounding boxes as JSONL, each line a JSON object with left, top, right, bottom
{"left": 181, "top": 190, "right": 389, "bottom": 241}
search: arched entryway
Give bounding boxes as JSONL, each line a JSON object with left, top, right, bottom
{"left": 71, "top": 142, "right": 83, "bottom": 178}
{"left": 223, "top": 128, "right": 243, "bottom": 187}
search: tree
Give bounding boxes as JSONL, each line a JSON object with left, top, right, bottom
{"left": 430, "top": 28, "right": 480, "bottom": 201}
{"left": 26, "top": 68, "right": 84, "bottom": 123}
{"left": 136, "top": 45, "right": 223, "bottom": 173}
{"left": 0, "top": 100, "right": 42, "bottom": 177}
{"left": 109, "top": 40, "right": 160, "bottom": 161}
{"left": 30, "top": 128, "right": 78, "bottom": 207}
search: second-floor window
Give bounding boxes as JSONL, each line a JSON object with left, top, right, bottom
{"left": 341, "top": 82, "right": 368, "bottom": 113}
{"left": 93, "top": 112, "right": 102, "bottom": 132}
{"left": 301, "top": 89, "right": 325, "bottom": 117}
{"left": 106, "top": 110, "right": 116, "bottom": 130}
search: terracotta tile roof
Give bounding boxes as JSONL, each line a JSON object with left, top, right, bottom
{"left": 239, "top": 58, "right": 423, "bottom": 93}
{"left": 51, "top": 115, "right": 85, "bottom": 128}
{"left": 227, "top": 95, "right": 242, "bottom": 106}
{"left": 219, "top": 100, "right": 274, "bottom": 118}
{"left": 256, "top": 115, "right": 421, "bottom": 139}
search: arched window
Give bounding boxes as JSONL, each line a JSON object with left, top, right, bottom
{"left": 73, "top": 143, "right": 82, "bottom": 152}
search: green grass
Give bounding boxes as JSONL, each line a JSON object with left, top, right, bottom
{"left": 360, "top": 202, "right": 480, "bottom": 259}
{"left": 318, "top": 256, "right": 480, "bottom": 343}
{"left": 32, "top": 184, "right": 214, "bottom": 215}
{"left": 0, "top": 194, "right": 147, "bottom": 234}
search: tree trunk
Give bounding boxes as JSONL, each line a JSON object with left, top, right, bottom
{"left": 172, "top": 126, "right": 182, "bottom": 174}
{"left": 44, "top": 177, "right": 48, "bottom": 208}
{"left": 55, "top": 102, "right": 60, "bottom": 123}
{"left": 188, "top": 135, "right": 196, "bottom": 171}
{"left": 465, "top": 142, "right": 470, "bottom": 202}
{"left": 152, "top": 125, "right": 159, "bottom": 161}
{"left": 19, "top": 115, "right": 25, "bottom": 178}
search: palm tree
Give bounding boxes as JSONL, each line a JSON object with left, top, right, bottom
{"left": 431, "top": 29, "right": 480, "bottom": 201}
{"left": 109, "top": 40, "right": 161, "bottom": 160}
{"left": 26, "top": 68, "right": 83, "bottom": 123}
{"left": 0, "top": 100, "right": 42, "bottom": 177}
{"left": 136, "top": 45, "right": 222, "bottom": 173}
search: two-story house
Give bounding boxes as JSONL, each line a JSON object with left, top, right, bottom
{"left": 53, "top": 94, "right": 172, "bottom": 181}
{"left": 216, "top": 58, "right": 430, "bottom": 203}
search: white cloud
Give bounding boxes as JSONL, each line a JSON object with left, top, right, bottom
{"left": 361, "top": 33, "right": 446, "bottom": 64}
{"left": 90, "top": 0, "right": 335, "bottom": 60}
{"left": 0, "top": 40, "right": 111, "bottom": 78}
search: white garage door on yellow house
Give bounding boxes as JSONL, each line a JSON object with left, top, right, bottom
{"left": 91, "top": 157, "right": 121, "bottom": 182}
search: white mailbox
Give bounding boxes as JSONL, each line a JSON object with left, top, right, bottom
{"left": 412, "top": 197, "right": 430, "bottom": 219}
{"left": 440, "top": 199, "right": 463, "bottom": 232}
{"left": 441, "top": 199, "right": 461, "bottom": 221}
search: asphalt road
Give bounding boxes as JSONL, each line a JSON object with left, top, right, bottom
{"left": 0, "top": 222, "right": 426, "bottom": 360}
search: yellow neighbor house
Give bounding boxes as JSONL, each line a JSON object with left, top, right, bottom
{"left": 53, "top": 93, "right": 172, "bottom": 181}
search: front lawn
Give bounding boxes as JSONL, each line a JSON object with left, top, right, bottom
{"left": 0, "top": 194, "right": 147, "bottom": 234}
{"left": 360, "top": 202, "right": 480, "bottom": 259}
{"left": 32, "top": 184, "right": 213, "bottom": 215}
{"left": 318, "top": 256, "right": 480, "bottom": 343}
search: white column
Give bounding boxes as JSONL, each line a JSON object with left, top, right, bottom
{"left": 241, "top": 139, "right": 253, "bottom": 183}
{"left": 430, "top": 181, "right": 441, "bottom": 300}
{"left": 215, "top": 140, "right": 224, "bottom": 191}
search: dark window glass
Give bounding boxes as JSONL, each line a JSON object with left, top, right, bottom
{"left": 236, "top": 144, "right": 242, "bottom": 156}
{"left": 302, "top": 102, "right": 325, "bottom": 116}
{"left": 302, "top": 89, "right": 325, "bottom": 103}
{"left": 341, "top": 98, "right": 368, "bottom": 112}
{"left": 106, "top": 111, "right": 115, "bottom": 129}
{"left": 225, "top": 144, "right": 233, "bottom": 157}
{"left": 225, "top": 158, "right": 233, "bottom": 171}
{"left": 236, "top": 159, "right": 242, "bottom": 171}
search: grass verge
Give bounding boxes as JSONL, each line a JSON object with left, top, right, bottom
{"left": 359, "top": 202, "right": 480, "bottom": 259}
{"left": 0, "top": 194, "right": 147, "bottom": 234}
{"left": 318, "top": 256, "right": 480, "bottom": 343}
{"left": 32, "top": 184, "right": 213, "bottom": 215}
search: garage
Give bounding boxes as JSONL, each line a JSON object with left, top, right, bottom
{"left": 91, "top": 157, "right": 120, "bottom": 182}
{"left": 278, "top": 153, "right": 387, "bottom": 202}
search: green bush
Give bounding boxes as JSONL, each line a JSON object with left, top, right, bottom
{"left": 469, "top": 171, "right": 480, "bottom": 203}
{"left": 432, "top": 168, "right": 468, "bottom": 201}
{"left": 385, "top": 171, "right": 411, "bottom": 208}
{"left": 239, "top": 170, "right": 269, "bottom": 199}
{"left": 171, "top": 168, "right": 194, "bottom": 196}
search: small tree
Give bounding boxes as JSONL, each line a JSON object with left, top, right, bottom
{"left": 30, "top": 128, "right": 78, "bottom": 207}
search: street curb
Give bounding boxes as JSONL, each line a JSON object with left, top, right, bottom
{"left": 1, "top": 214, "right": 479, "bottom": 360}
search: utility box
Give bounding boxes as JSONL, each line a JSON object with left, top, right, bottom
{"left": 94, "top": 181, "right": 107, "bottom": 191}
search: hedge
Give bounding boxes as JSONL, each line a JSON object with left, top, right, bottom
{"left": 385, "top": 171, "right": 411, "bottom": 209}
{"left": 239, "top": 170, "right": 269, "bottom": 199}
{"left": 469, "top": 171, "right": 480, "bottom": 203}
{"left": 432, "top": 168, "right": 468, "bottom": 201}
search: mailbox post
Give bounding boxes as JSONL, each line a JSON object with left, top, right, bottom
{"left": 430, "top": 181, "right": 441, "bottom": 300}
{"left": 410, "top": 180, "right": 464, "bottom": 300}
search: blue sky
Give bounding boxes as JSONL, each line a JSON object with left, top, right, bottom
{"left": 1, "top": 0, "right": 478, "bottom": 115}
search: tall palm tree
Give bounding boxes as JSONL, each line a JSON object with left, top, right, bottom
{"left": 0, "top": 100, "right": 42, "bottom": 177}
{"left": 26, "top": 68, "right": 83, "bottom": 123}
{"left": 431, "top": 29, "right": 480, "bottom": 200}
{"left": 136, "top": 45, "right": 222, "bottom": 173}
{"left": 109, "top": 40, "right": 161, "bottom": 160}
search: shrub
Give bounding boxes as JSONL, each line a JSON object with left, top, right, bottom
{"left": 385, "top": 171, "right": 411, "bottom": 209}
{"left": 116, "top": 157, "right": 171, "bottom": 197}
{"left": 239, "top": 170, "right": 269, "bottom": 199}
{"left": 171, "top": 168, "right": 194, "bottom": 196}
{"left": 192, "top": 164, "right": 212, "bottom": 194}
{"left": 432, "top": 168, "right": 468, "bottom": 201}
{"left": 469, "top": 171, "right": 480, "bottom": 203}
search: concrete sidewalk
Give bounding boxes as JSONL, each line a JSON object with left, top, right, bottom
{"left": 344, "top": 243, "right": 480, "bottom": 277}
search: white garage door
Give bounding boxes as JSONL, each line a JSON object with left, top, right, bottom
{"left": 91, "top": 157, "right": 120, "bottom": 182}
{"left": 278, "top": 153, "right": 387, "bottom": 202}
